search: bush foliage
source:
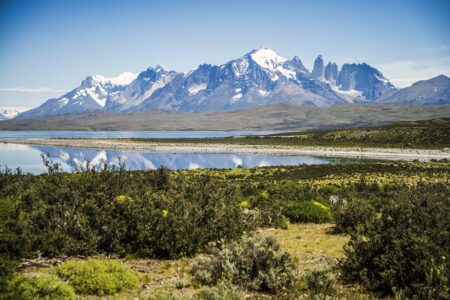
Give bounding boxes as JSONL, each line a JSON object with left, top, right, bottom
{"left": 54, "top": 259, "right": 138, "bottom": 296}
{"left": 191, "top": 236, "right": 297, "bottom": 294}
{"left": 7, "top": 273, "right": 76, "bottom": 300}
{"left": 340, "top": 183, "right": 450, "bottom": 298}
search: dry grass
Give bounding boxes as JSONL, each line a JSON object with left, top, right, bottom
{"left": 257, "top": 223, "right": 348, "bottom": 275}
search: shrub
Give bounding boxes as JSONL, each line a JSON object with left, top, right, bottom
{"left": 280, "top": 200, "right": 332, "bottom": 223}
{"left": 8, "top": 273, "right": 76, "bottom": 300}
{"left": 54, "top": 259, "right": 138, "bottom": 296}
{"left": 305, "top": 268, "right": 337, "bottom": 297}
{"left": 340, "top": 184, "right": 450, "bottom": 298}
{"left": 191, "top": 236, "right": 297, "bottom": 294}
{"left": 330, "top": 197, "right": 377, "bottom": 233}
{"left": 191, "top": 280, "right": 241, "bottom": 300}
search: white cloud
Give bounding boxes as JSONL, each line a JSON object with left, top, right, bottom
{"left": 0, "top": 87, "right": 69, "bottom": 93}
{"left": 376, "top": 57, "right": 450, "bottom": 87}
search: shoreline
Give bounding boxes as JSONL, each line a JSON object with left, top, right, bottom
{"left": 2, "top": 138, "right": 450, "bottom": 161}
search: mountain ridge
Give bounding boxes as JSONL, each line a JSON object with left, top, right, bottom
{"left": 15, "top": 48, "right": 449, "bottom": 119}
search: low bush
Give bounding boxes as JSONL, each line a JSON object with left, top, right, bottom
{"left": 305, "top": 268, "right": 337, "bottom": 298}
{"left": 191, "top": 236, "right": 297, "bottom": 294}
{"left": 54, "top": 259, "right": 138, "bottom": 296}
{"left": 340, "top": 183, "right": 450, "bottom": 298}
{"left": 7, "top": 273, "right": 76, "bottom": 300}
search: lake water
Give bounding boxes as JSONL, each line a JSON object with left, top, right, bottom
{"left": 0, "top": 143, "right": 359, "bottom": 174}
{"left": 0, "top": 130, "right": 280, "bottom": 140}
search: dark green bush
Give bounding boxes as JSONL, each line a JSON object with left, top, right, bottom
{"left": 340, "top": 183, "right": 450, "bottom": 298}
{"left": 330, "top": 197, "right": 377, "bottom": 233}
{"left": 54, "top": 259, "right": 138, "bottom": 296}
{"left": 7, "top": 273, "right": 76, "bottom": 300}
{"left": 2, "top": 167, "right": 246, "bottom": 259}
{"left": 279, "top": 200, "right": 332, "bottom": 223}
{"left": 191, "top": 236, "right": 297, "bottom": 294}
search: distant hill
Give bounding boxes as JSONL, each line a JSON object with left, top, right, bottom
{"left": 3, "top": 104, "right": 450, "bottom": 131}
{"left": 377, "top": 75, "right": 450, "bottom": 105}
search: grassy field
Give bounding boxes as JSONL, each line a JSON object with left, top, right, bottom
{"left": 121, "top": 117, "right": 450, "bottom": 149}
{"left": 1, "top": 103, "right": 450, "bottom": 131}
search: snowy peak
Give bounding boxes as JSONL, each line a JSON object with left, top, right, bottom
{"left": 248, "top": 48, "right": 288, "bottom": 71}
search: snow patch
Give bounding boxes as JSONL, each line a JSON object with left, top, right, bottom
{"left": 188, "top": 83, "right": 207, "bottom": 96}
{"left": 92, "top": 72, "right": 137, "bottom": 85}
{"left": 231, "top": 93, "right": 242, "bottom": 104}
{"left": 332, "top": 86, "right": 364, "bottom": 102}
{"left": 258, "top": 89, "right": 270, "bottom": 96}
{"left": 250, "top": 48, "right": 287, "bottom": 71}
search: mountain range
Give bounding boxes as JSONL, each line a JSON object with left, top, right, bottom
{"left": 15, "top": 48, "right": 450, "bottom": 119}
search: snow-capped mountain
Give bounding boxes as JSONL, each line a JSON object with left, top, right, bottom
{"left": 0, "top": 107, "right": 28, "bottom": 121}
{"left": 0, "top": 107, "right": 28, "bottom": 120}
{"left": 18, "top": 72, "right": 137, "bottom": 119}
{"left": 16, "top": 48, "right": 402, "bottom": 119}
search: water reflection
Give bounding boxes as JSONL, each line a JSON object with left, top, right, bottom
{"left": 1, "top": 143, "right": 346, "bottom": 174}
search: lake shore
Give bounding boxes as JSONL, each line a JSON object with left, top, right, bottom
{"left": 2, "top": 138, "right": 449, "bottom": 161}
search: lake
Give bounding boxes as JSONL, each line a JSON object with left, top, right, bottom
{"left": 0, "top": 143, "right": 360, "bottom": 174}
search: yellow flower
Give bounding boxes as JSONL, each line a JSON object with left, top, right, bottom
{"left": 115, "top": 195, "right": 132, "bottom": 202}
{"left": 260, "top": 190, "right": 269, "bottom": 199}
{"left": 312, "top": 201, "right": 328, "bottom": 211}
{"left": 239, "top": 200, "right": 250, "bottom": 208}
{"left": 162, "top": 209, "right": 169, "bottom": 217}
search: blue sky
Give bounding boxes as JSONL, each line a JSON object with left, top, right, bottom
{"left": 1, "top": 0, "right": 449, "bottom": 109}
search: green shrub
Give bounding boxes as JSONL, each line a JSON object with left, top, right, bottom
{"left": 305, "top": 268, "right": 337, "bottom": 297}
{"left": 340, "top": 184, "right": 450, "bottom": 298}
{"left": 191, "top": 236, "right": 297, "bottom": 294}
{"left": 191, "top": 280, "right": 241, "bottom": 300}
{"left": 54, "top": 259, "right": 138, "bottom": 296}
{"left": 280, "top": 200, "right": 332, "bottom": 223}
{"left": 8, "top": 273, "right": 76, "bottom": 300}
{"left": 330, "top": 197, "right": 377, "bottom": 233}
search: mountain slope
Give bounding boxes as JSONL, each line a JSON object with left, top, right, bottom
{"left": 377, "top": 75, "right": 450, "bottom": 105}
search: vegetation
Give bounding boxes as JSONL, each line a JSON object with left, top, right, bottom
{"left": 190, "top": 236, "right": 297, "bottom": 293}
{"left": 125, "top": 117, "right": 450, "bottom": 149}
{"left": 1, "top": 104, "right": 449, "bottom": 132}
{"left": 7, "top": 273, "right": 76, "bottom": 300}
{"left": 340, "top": 183, "right": 450, "bottom": 298}
{"left": 0, "top": 158, "right": 449, "bottom": 298}
{"left": 54, "top": 259, "right": 138, "bottom": 296}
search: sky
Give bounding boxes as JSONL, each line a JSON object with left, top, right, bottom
{"left": 0, "top": 0, "right": 449, "bottom": 109}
